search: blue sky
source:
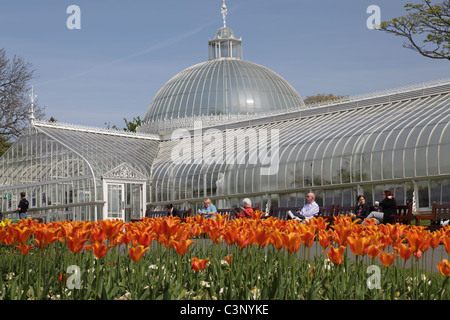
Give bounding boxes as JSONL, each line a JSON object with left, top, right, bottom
{"left": 1, "top": 0, "right": 449, "bottom": 128}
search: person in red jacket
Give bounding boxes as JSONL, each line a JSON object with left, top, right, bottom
{"left": 236, "top": 198, "right": 254, "bottom": 218}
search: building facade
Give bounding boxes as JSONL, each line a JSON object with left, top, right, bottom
{"left": 1, "top": 2, "right": 449, "bottom": 222}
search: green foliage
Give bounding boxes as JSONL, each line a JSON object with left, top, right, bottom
{"left": 105, "top": 116, "right": 142, "bottom": 133}
{"left": 380, "top": 0, "right": 450, "bottom": 60}
{"left": 0, "top": 239, "right": 449, "bottom": 300}
{"left": 303, "top": 93, "right": 348, "bottom": 105}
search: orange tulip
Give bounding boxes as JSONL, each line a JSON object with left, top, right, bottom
{"left": 224, "top": 255, "right": 233, "bottom": 265}
{"left": 395, "top": 243, "right": 414, "bottom": 261}
{"left": 442, "top": 237, "right": 450, "bottom": 256}
{"left": 223, "top": 225, "right": 240, "bottom": 245}
{"left": 430, "top": 233, "right": 442, "bottom": 249}
{"left": 89, "top": 227, "right": 107, "bottom": 243}
{"left": 191, "top": 256, "right": 210, "bottom": 272}
{"left": 379, "top": 251, "right": 398, "bottom": 267}
{"left": 128, "top": 245, "right": 150, "bottom": 262}
{"left": 254, "top": 228, "right": 271, "bottom": 248}
{"left": 173, "top": 239, "right": 195, "bottom": 256}
{"left": 318, "top": 229, "right": 331, "bottom": 249}
{"left": 65, "top": 236, "right": 88, "bottom": 253}
{"left": 282, "top": 232, "right": 302, "bottom": 254}
{"left": 236, "top": 232, "right": 249, "bottom": 249}
{"left": 367, "top": 244, "right": 382, "bottom": 259}
{"left": 300, "top": 230, "right": 316, "bottom": 248}
{"left": 347, "top": 235, "right": 370, "bottom": 256}
{"left": 269, "top": 231, "right": 284, "bottom": 250}
{"left": 437, "top": 259, "right": 450, "bottom": 276}
{"left": 15, "top": 244, "right": 33, "bottom": 256}
{"left": 98, "top": 219, "right": 124, "bottom": 241}
{"left": 85, "top": 241, "right": 109, "bottom": 259}
{"left": 326, "top": 245, "right": 346, "bottom": 265}
{"left": 9, "top": 225, "right": 33, "bottom": 244}
{"left": 58, "top": 273, "right": 66, "bottom": 285}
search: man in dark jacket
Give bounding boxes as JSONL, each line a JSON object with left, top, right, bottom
{"left": 165, "top": 204, "right": 182, "bottom": 218}
{"left": 15, "top": 192, "right": 29, "bottom": 220}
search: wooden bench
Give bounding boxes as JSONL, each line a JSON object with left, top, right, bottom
{"left": 316, "top": 205, "right": 336, "bottom": 221}
{"left": 266, "top": 205, "right": 335, "bottom": 221}
{"left": 267, "top": 206, "right": 298, "bottom": 220}
{"left": 334, "top": 205, "right": 354, "bottom": 216}
{"left": 415, "top": 202, "right": 450, "bottom": 231}
{"left": 217, "top": 206, "right": 260, "bottom": 220}
{"left": 131, "top": 208, "right": 192, "bottom": 223}
{"left": 391, "top": 202, "right": 413, "bottom": 225}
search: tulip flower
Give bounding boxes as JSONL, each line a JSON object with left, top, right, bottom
{"left": 367, "top": 244, "right": 383, "bottom": 259}
{"left": 318, "top": 229, "right": 331, "bottom": 249}
{"left": 442, "top": 237, "right": 450, "bottom": 256}
{"left": 85, "top": 241, "right": 109, "bottom": 259}
{"left": 347, "top": 235, "right": 370, "bottom": 256}
{"left": 15, "top": 244, "right": 33, "bottom": 256}
{"left": 437, "top": 259, "right": 450, "bottom": 277}
{"left": 128, "top": 245, "right": 150, "bottom": 262}
{"left": 379, "top": 251, "right": 398, "bottom": 267}
{"left": 326, "top": 245, "right": 346, "bottom": 265}
{"left": 191, "top": 256, "right": 210, "bottom": 272}
{"left": 65, "top": 236, "right": 88, "bottom": 253}
{"left": 395, "top": 243, "right": 414, "bottom": 261}
{"left": 173, "top": 239, "right": 195, "bottom": 256}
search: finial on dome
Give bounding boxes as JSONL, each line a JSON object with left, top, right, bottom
{"left": 221, "top": 0, "right": 227, "bottom": 27}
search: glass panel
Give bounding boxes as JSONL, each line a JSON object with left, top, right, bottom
{"left": 418, "top": 180, "right": 430, "bottom": 208}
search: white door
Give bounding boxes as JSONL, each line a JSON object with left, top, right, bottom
{"left": 106, "top": 184, "right": 125, "bottom": 220}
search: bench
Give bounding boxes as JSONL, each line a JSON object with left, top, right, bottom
{"left": 334, "top": 205, "right": 354, "bottom": 216}
{"left": 217, "top": 206, "right": 260, "bottom": 220}
{"left": 316, "top": 205, "right": 336, "bottom": 221}
{"left": 131, "top": 208, "right": 192, "bottom": 223}
{"left": 267, "top": 206, "right": 298, "bottom": 220}
{"left": 266, "top": 205, "right": 335, "bottom": 221}
{"left": 391, "top": 202, "right": 413, "bottom": 225}
{"left": 415, "top": 202, "right": 450, "bottom": 231}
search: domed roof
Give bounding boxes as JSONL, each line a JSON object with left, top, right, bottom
{"left": 142, "top": 1, "right": 305, "bottom": 125}
{"left": 215, "top": 26, "right": 235, "bottom": 39}
{"left": 144, "top": 58, "right": 305, "bottom": 123}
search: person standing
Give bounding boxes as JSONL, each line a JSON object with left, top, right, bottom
{"left": 15, "top": 192, "right": 29, "bottom": 220}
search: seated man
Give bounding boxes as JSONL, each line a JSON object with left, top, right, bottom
{"left": 287, "top": 193, "right": 319, "bottom": 222}
{"left": 165, "top": 204, "right": 181, "bottom": 218}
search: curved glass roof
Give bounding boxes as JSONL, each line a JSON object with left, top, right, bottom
{"left": 143, "top": 59, "right": 305, "bottom": 123}
{"left": 149, "top": 87, "right": 450, "bottom": 205}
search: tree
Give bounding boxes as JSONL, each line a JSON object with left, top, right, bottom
{"left": 0, "top": 48, "right": 45, "bottom": 154}
{"left": 303, "top": 93, "right": 348, "bottom": 105}
{"left": 105, "top": 116, "right": 143, "bottom": 133}
{"left": 379, "top": 0, "right": 450, "bottom": 61}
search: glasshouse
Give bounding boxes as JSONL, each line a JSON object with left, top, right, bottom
{"left": 0, "top": 3, "right": 449, "bottom": 222}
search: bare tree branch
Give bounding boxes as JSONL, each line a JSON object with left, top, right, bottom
{"left": 0, "top": 48, "right": 45, "bottom": 151}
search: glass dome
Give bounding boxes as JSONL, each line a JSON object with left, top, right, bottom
{"left": 143, "top": 58, "right": 306, "bottom": 123}
{"left": 142, "top": 1, "right": 305, "bottom": 125}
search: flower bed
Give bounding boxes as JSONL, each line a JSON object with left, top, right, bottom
{"left": 1, "top": 212, "right": 450, "bottom": 300}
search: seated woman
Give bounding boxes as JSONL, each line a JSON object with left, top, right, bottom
{"left": 199, "top": 198, "right": 217, "bottom": 219}
{"left": 236, "top": 198, "right": 254, "bottom": 218}
{"left": 353, "top": 195, "right": 371, "bottom": 221}
{"left": 365, "top": 190, "right": 397, "bottom": 224}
